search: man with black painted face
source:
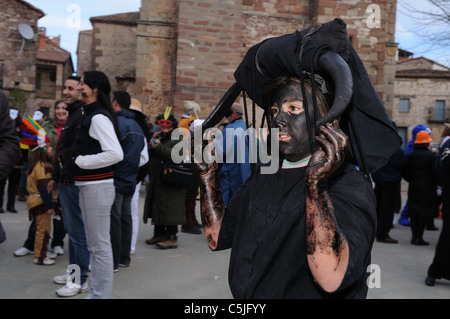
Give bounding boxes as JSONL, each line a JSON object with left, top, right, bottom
{"left": 195, "top": 75, "right": 376, "bottom": 299}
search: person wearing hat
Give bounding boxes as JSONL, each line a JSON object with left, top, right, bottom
{"left": 398, "top": 124, "right": 433, "bottom": 226}
{"left": 143, "top": 109, "right": 186, "bottom": 249}
{"left": 179, "top": 100, "right": 199, "bottom": 131}
{"left": 128, "top": 97, "right": 151, "bottom": 255}
{"left": 403, "top": 131, "right": 440, "bottom": 246}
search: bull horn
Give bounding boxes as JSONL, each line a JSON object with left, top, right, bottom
{"left": 201, "top": 82, "right": 242, "bottom": 130}
{"left": 315, "top": 50, "right": 353, "bottom": 126}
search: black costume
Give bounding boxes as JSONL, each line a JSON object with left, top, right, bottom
{"left": 197, "top": 18, "right": 400, "bottom": 299}
{"left": 427, "top": 141, "right": 450, "bottom": 281}
{"left": 217, "top": 163, "right": 376, "bottom": 298}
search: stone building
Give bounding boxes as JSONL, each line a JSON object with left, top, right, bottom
{"left": 35, "top": 28, "right": 74, "bottom": 106}
{"left": 392, "top": 49, "right": 450, "bottom": 147}
{"left": 77, "top": 12, "right": 139, "bottom": 92}
{"left": 0, "top": 0, "right": 43, "bottom": 112}
{"left": 76, "top": 30, "right": 93, "bottom": 76}
{"left": 79, "top": 0, "right": 398, "bottom": 123}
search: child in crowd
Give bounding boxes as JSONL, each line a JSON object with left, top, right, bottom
{"left": 26, "top": 142, "right": 59, "bottom": 265}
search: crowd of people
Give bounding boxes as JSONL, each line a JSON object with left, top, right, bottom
{"left": 373, "top": 124, "right": 444, "bottom": 246}
{"left": 0, "top": 18, "right": 449, "bottom": 298}
{"left": 0, "top": 71, "right": 253, "bottom": 299}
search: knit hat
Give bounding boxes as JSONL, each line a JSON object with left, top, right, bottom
{"left": 414, "top": 131, "right": 432, "bottom": 144}
{"left": 184, "top": 101, "right": 200, "bottom": 115}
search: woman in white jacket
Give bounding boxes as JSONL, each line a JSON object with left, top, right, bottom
{"left": 72, "top": 70, "right": 123, "bottom": 299}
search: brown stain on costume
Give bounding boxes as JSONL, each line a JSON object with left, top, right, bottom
{"left": 197, "top": 162, "right": 225, "bottom": 250}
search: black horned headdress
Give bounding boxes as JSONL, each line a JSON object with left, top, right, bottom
{"left": 201, "top": 18, "right": 401, "bottom": 175}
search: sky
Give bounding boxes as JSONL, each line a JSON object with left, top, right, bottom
{"left": 25, "top": 0, "right": 141, "bottom": 70}
{"left": 25, "top": 0, "right": 450, "bottom": 71}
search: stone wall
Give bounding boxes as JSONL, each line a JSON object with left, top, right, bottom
{"left": 0, "top": 0, "right": 43, "bottom": 92}
{"left": 90, "top": 22, "right": 137, "bottom": 92}
{"left": 133, "top": 0, "right": 397, "bottom": 123}
{"left": 393, "top": 75, "right": 450, "bottom": 142}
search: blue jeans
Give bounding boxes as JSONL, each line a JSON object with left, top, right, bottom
{"left": 58, "top": 182, "right": 90, "bottom": 285}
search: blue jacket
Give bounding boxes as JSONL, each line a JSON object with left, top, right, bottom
{"left": 114, "top": 110, "right": 146, "bottom": 195}
{"left": 219, "top": 118, "right": 251, "bottom": 205}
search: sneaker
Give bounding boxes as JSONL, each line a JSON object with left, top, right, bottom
{"left": 56, "top": 281, "right": 89, "bottom": 297}
{"left": 47, "top": 252, "right": 57, "bottom": 259}
{"left": 53, "top": 272, "right": 70, "bottom": 285}
{"left": 34, "top": 257, "right": 55, "bottom": 265}
{"left": 14, "top": 247, "right": 33, "bottom": 257}
{"left": 53, "top": 246, "right": 64, "bottom": 256}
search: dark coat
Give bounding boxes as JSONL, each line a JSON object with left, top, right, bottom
{"left": 404, "top": 148, "right": 440, "bottom": 218}
{"left": 114, "top": 110, "right": 145, "bottom": 195}
{"left": 143, "top": 131, "right": 185, "bottom": 225}
{"left": 52, "top": 100, "right": 85, "bottom": 183}
{"left": 0, "top": 90, "right": 20, "bottom": 180}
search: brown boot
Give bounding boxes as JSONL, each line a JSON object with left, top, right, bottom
{"left": 156, "top": 235, "right": 178, "bottom": 249}
{"left": 145, "top": 235, "right": 166, "bottom": 245}
{"left": 17, "top": 189, "right": 27, "bottom": 202}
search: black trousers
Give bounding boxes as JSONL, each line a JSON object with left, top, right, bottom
{"left": 0, "top": 168, "right": 20, "bottom": 209}
{"left": 375, "top": 182, "right": 400, "bottom": 240}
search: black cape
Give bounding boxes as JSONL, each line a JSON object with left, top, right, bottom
{"left": 222, "top": 18, "right": 401, "bottom": 175}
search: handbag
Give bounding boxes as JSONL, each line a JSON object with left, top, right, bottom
{"left": 162, "top": 160, "right": 194, "bottom": 187}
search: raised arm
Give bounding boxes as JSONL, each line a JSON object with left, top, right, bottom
{"left": 191, "top": 132, "right": 225, "bottom": 250}
{"left": 305, "top": 120, "right": 349, "bottom": 293}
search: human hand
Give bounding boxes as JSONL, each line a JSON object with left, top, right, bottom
{"left": 306, "top": 120, "right": 348, "bottom": 185}
{"left": 47, "top": 208, "right": 55, "bottom": 215}
{"left": 150, "top": 138, "right": 160, "bottom": 149}
{"left": 190, "top": 129, "right": 218, "bottom": 176}
{"left": 47, "top": 180, "right": 56, "bottom": 193}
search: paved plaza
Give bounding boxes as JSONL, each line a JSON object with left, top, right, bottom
{"left": 0, "top": 183, "right": 449, "bottom": 299}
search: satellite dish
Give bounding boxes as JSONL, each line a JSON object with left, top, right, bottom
{"left": 18, "top": 23, "right": 35, "bottom": 55}
{"left": 18, "top": 23, "right": 35, "bottom": 40}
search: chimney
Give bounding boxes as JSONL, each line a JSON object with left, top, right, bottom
{"left": 38, "top": 34, "right": 46, "bottom": 49}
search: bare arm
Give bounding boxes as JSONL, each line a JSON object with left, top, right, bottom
{"left": 305, "top": 121, "right": 349, "bottom": 293}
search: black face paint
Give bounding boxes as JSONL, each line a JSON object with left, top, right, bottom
{"left": 270, "top": 81, "right": 315, "bottom": 162}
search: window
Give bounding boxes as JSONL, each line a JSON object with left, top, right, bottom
{"left": 35, "top": 72, "right": 41, "bottom": 90}
{"left": 397, "top": 126, "right": 408, "bottom": 151}
{"left": 434, "top": 100, "right": 445, "bottom": 121}
{"left": 399, "top": 98, "right": 410, "bottom": 113}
